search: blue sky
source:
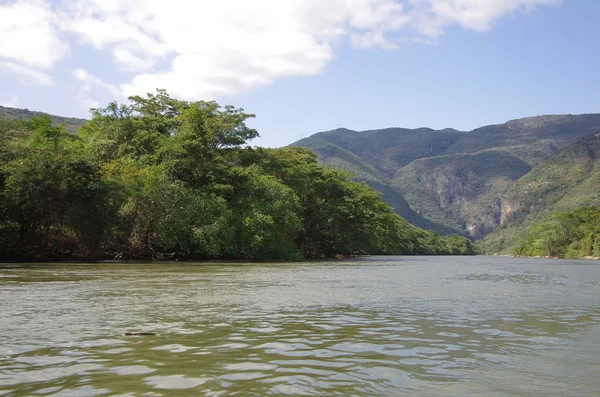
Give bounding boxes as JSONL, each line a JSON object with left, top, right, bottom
{"left": 1, "top": 0, "right": 598, "bottom": 147}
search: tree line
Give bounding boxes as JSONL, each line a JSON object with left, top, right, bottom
{"left": 0, "top": 90, "right": 475, "bottom": 261}
{"left": 514, "top": 207, "right": 600, "bottom": 258}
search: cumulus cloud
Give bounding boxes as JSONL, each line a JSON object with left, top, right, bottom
{"left": 0, "top": 0, "right": 560, "bottom": 103}
{"left": 411, "top": 0, "right": 560, "bottom": 36}
{"left": 0, "top": 0, "right": 68, "bottom": 69}
{"left": 0, "top": 0, "right": 68, "bottom": 85}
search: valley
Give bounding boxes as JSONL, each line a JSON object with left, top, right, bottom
{"left": 293, "top": 114, "right": 600, "bottom": 254}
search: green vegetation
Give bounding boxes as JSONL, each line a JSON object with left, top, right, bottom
{"left": 445, "top": 114, "right": 600, "bottom": 157}
{"left": 5, "top": 99, "right": 596, "bottom": 259}
{"left": 293, "top": 114, "right": 600, "bottom": 239}
{"left": 0, "top": 105, "right": 87, "bottom": 133}
{"left": 294, "top": 127, "right": 465, "bottom": 176}
{"left": 293, "top": 127, "right": 466, "bottom": 233}
{"left": 513, "top": 207, "right": 600, "bottom": 258}
{"left": 394, "top": 149, "right": 532, "bottom": 238}
{"left": 480, "top": 132, "right": 600, "bottom": 254}
{"left": 0, "top": 91, "right": 474, "bottom": 261}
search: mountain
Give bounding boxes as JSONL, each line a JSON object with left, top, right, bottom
{"left": 293, "top": 127, "right": 466, "bottom": 233}
{"left": 481, "top": 132, "right": 600, "bottom": 254}
{"left": 393, "top": 149, "right": 532, "bottom": 237}
{"left": 294, "top": 127, "right": 466, "bottom": 176}
{"left": 292, "top": 114, "right": 600, "bottom": 239}
{"left": 0, "top": 106, "right": 87, "bottom": 133}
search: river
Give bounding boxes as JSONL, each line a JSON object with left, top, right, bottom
{"left": 0, "top": 256, "right": 599, "bottom": 396}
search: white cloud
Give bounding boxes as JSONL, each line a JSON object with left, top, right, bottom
{"left": 412, "top": 0, "right": 560, "bottom": 36}
{"left": 72, "top": 68, "right": 121, "bottom": 96}
{"left": 0, "top": 0, "right": 560, "bottom": 102}
{"left": 351, "top": 31, "right": 399, "bottom": 49}
{"left": 71, "top": 67, "right": 123, "bottom": 111}
{"left": 60, "top": 0, "right": 415, "bottom": 100}
{"left": 62, "top": 0, "right": 558, "bottom": 101}
{"left": 0, "top": 94, "right": 19, "bottom": 107}
{"left": 0, "top": 0, "right": 69, "bottom": 69}
{"left": 0, "top": 61, "right": 54, "bottom": 86}
{"left": 112, "top": 47, "right": 157, "bottom": 72}
{"left": 0, "top": 0, "right": 69, "bottom": 87}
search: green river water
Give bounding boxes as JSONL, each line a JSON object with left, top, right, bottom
{"left": 0, "top": 256, "right": 599, "bottom": 396}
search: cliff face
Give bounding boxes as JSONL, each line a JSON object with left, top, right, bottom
{"left": 394, "top": 150, "right": 531, "bottom": 239}
{"left": 481, "top": 132, "right": 600, "bottom": 253}
{"left": 500, "top": 199, "right": 518, "bottom": 226}
{"left": 499, "top": 179, "right": 541, "bottom": 227}
{"left": 293, "top": 114, "right": 600, "bottom": 240}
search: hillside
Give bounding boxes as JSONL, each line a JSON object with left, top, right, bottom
{"left": 293, "top": 114, "right": 600, "bottom": 238}
{"left": 480, "top": 132, "right": 600, "bottom": 253}
{"left": 293, "top": 127, "right": 466, "bottom": 233}
{"left": 393, "top": 149, "right": 532, "bottom": 238}
{"left": 446, "top": 114, "right": 600, "bottom": 162}
{"left": 0, "top": 106, "right": 87, "bottom": 133}
{"left": 294, "top": 127, "right": 465, "bottom": 177}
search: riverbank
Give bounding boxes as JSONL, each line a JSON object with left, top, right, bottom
{"left": 512, "top": 255, "right": 600, "bottom": 260}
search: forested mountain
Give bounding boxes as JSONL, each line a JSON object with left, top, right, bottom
{"left": 294, "top": 127, "right": 465, "bottom": 177}
{"left": 293, "top": 127, "right": 466, "bottom": 233}
{"left": 0, "top": 105, "right": 87, "bottom": 133}
{"left": 293, "top": 114, "right": 600, "bottom": 240}
{"left": 481, "top": 132, "right": 600, "bottom": 254}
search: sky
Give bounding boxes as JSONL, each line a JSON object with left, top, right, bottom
{"left": 1, "top": 0, "right": 599, "bottom": 147}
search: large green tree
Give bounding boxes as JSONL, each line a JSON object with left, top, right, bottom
{"left": 0, "top": 91, "right": 475, "bottom": 261}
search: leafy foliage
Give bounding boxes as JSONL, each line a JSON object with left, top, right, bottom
{"left": 513, "top": 207, "right": 600, "bottom": 258}
{"left": 0, "top": 124, "right": 113, "bottom": 259}
{"left": 480, "top": 132, "right": 600, "bottom": 254}
{"left": 0, "top": 91, "right": 473, "bottom": 261}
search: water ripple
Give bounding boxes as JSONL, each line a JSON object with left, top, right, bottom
{"left": 0, "top": 257, "right": 599, "bottom": 396}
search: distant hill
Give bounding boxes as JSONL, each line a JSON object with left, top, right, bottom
{"left": 292, "top": 114, "right": 600, "bottom": 239}
{"left": 480, "top": 132, "right": 600, "bottom": 253}
{"left": 446, "top": 114, "right": 600, "bottom": 163}
{"left": 0, "top": 106, "right": 87, "bottom": 133}
{"left": 393, "top": 149, "right": 532, "bottom": 237}
{"left": 293, "top": 127, "right": 466, "bottom": 233}
{"left": 294, "top": 127, "right": 465, "bottom": 177}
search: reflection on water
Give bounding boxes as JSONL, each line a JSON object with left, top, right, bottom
{"left": 0, "top": 257, "right": 599, "bottom": 396}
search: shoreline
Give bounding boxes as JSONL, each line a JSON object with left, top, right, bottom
{"left": 510, "top": 255, "right": 600, "bottom": 260}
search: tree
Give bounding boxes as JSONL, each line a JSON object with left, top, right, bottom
{"left": 0, "top": 91, "right": 476, "bottom": 261}
{"left": 2, "top": 150, "right": 112, "bottom": 259}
